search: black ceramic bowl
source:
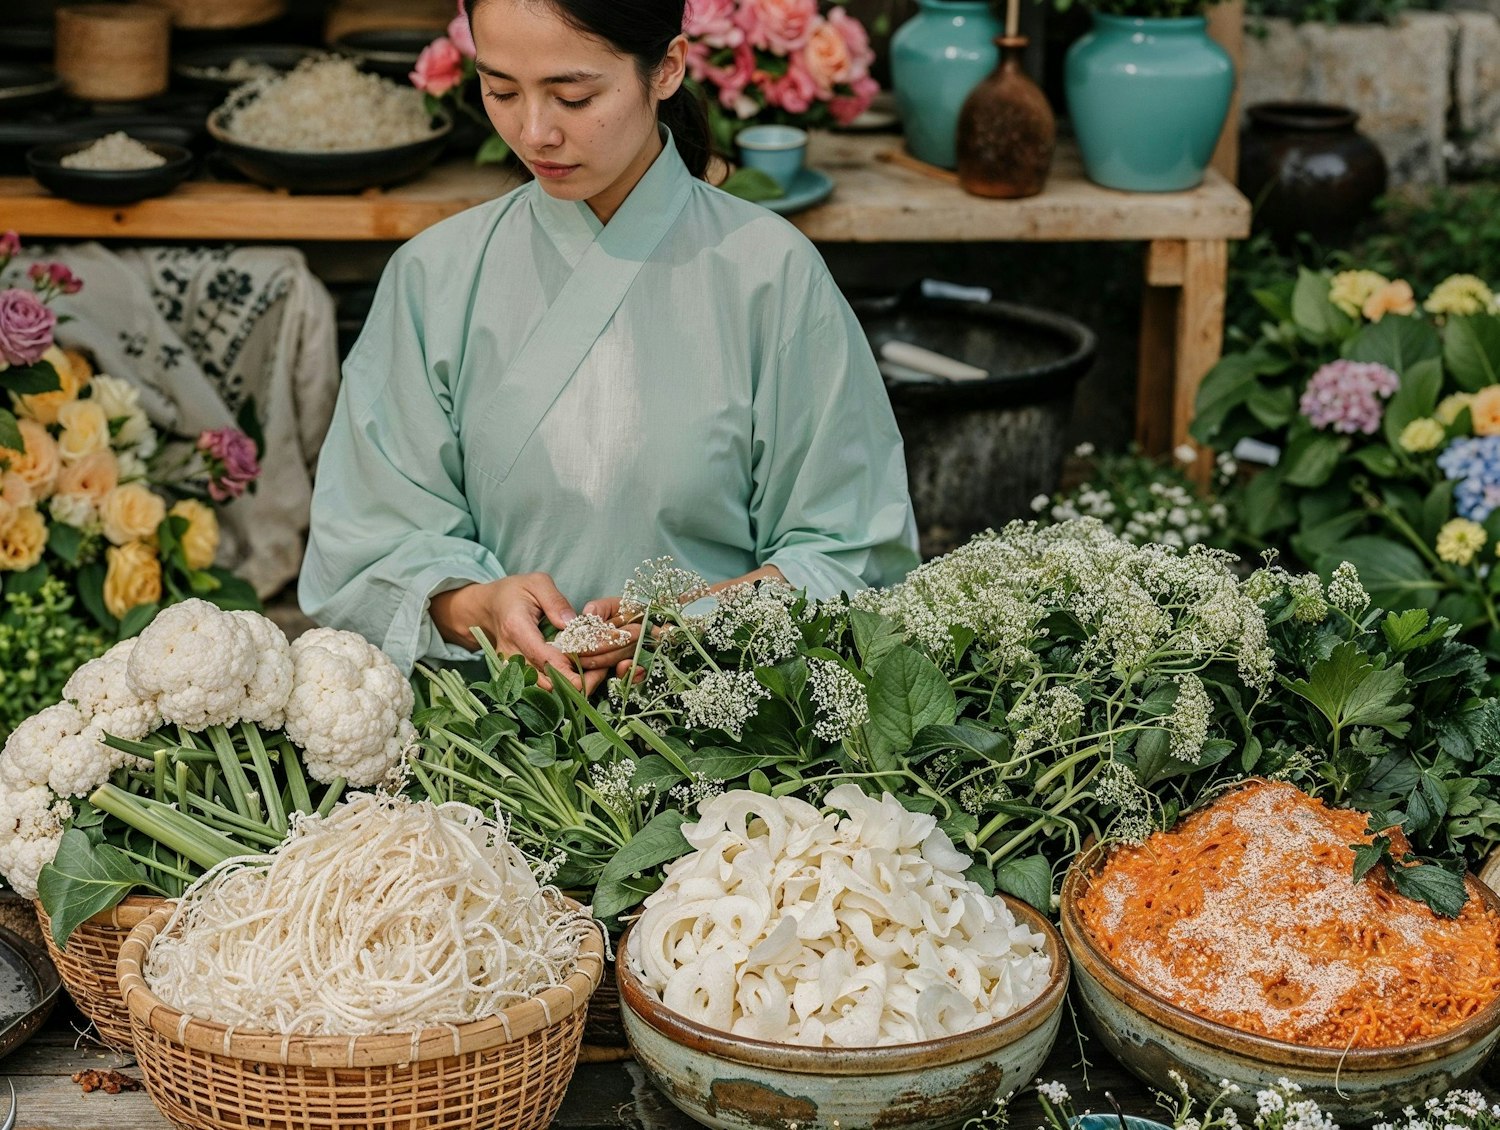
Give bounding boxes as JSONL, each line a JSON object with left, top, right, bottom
{"left": 174, "top": 45, "right": 323, "bottom": 93}
{"left": 0, "top": 63, "right": 61, "bottom": 112}
{"left": 26, "top": 139, "right": 195, "bottom": 205}
{"left": 331, "top": 28, "right": 436, "bottom": 80}
{"left": 207, "top": 116, "right": 451, "bottom": 194}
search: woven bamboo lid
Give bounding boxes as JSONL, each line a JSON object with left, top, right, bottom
{"left": 55, "top": 4, "right": 170, "bottom": 103}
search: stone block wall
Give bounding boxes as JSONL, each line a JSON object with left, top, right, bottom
{"left": 1240, "top": 7, "right": 1500, "bottom": 186}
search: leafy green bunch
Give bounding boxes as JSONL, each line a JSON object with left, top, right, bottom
{"left": 0, "top": 571, "right": 106, "bottom": 742}
{"left": 1050, "top": 0, "right": 1223, "bottom": 17}
{"left": 1247, "top": 0, "right": 1436, "bottom": 24}
{"left": 1193, "top": 266, "right": 1500, "bottom": 671}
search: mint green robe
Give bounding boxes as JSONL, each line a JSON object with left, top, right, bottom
{"left": 299, "top": 134, "right": 919, "bottom": 673}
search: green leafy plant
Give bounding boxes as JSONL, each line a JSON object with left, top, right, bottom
{"left": 0, "top": 571, "right": 106, "bottom": 742}
{"left": 1050, "top": 0, "right": 1223, "bottom": 16}
{"left": 1247, "top": 0, "right": 1437, "bottom": 23}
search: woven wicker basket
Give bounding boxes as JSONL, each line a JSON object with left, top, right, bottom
{"left": 117, "top": 902, "right": 605, "bottom": 1130}
{"left": 36, "top": 894, "right": 166, "bottom": 1053}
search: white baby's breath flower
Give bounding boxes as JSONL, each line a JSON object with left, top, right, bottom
{"left": 1169, "top": 673, "right": 1211, "bottom": 761}
{"left": 678, "top": 670, "right": 769, "bottom": 740}
{"left": 1327, "top": 560, "right": 1368, "bottom": 615}
{"left": 807, "top": 658, "right": 869, "bottom": 743}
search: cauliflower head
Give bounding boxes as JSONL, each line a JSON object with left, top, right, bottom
{"left": 229, "top": 611, "right": 294, "bottom": 728}
{"left": 126, "top": 599, "right": 258, "bottom": 729}
{"left": 0, "top": 783, "right": 71, "bottom": 898}
{"left": 64, "top": 638, "right": 161, "bottom": 741}
{"left": 1, "top": 702, "right": 87, "bottom": 791}
{"left": 282, "top": 628, "right": 415, "bottom": 787}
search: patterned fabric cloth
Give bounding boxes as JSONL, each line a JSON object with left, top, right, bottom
{"left": 16, "top": 242, "right": 340, "bottom": 598}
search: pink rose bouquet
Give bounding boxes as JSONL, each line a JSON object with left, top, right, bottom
{"left": 0, "top": 233, "right": 262, "bottom": 646}
{"left": 410, "top": 0, "right": 513, "bottom": 167}
{"left": 688, "top": 0, "right": 878, "bottom": 135}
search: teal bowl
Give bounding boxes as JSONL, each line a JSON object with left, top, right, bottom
{"left": 1072, "top": 1116, "right": 1173, "bottom": 1130}
{"left": 1060, "top": 850, "right": 1500, "bottom": 1124}
{"left": 619, "top": 893, "right": 1070, "bottom": 1130}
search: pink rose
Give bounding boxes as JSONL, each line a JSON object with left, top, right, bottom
{"left": 197, "top": 427, "right": 261, "bottom": 502}
{"left": 685, "top": 0, "right": 743, "bottom": 49}
{"left": 0, "top": 288, "right": 56, "bottom": 367}
{"left": 802, "top": 18, "right": 853, "bottom": 95}
{"left": 761, "top": 51, "right": 818, "bottom": 115}
{"left": 738, "top": 0, "right": 819, "bottom": 55}
{"left": 691, "top": 41, "right": 757, "bottom": 109}
{"left": 828, "top": 7, "right": 875, "bottom": 80}
{"left": 28, "top": 261, "right": 82, "bottom": 297}
{"left": 829, "top": 74, "right": 879, "bottom": 125}
{"left": 411, "top": 37, "right": 464, "bottom": 96}
{"left": 448, "top": 1, "right": 475, "bottom": 60}
{"left": 0, "top": 232, "right": 18, "bottom": 261}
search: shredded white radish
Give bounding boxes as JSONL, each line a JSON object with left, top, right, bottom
{"left": 144, "top": 794, "right": 594, "bottom": 1038}
{"left": 629, "top": 786, "right": 1052, "bottom": 1047}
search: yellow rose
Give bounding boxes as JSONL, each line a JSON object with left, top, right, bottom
{"left": 13, "top": 346, "right": 88, "bottom": 426}
{"left": 99, "top": 482, "right": 166, "bottom": 547}
{"left": 1398, "top": 417, "right": 1446, "bottom": 453}
{"left": 56, "top": 449, "right": 118, "bottom": 506}
{"left": 55, "top": 400, "right": 110, "bottom": 463}
{"left": 0, "top": 507, "right": 47, "bottom": 572}
{"left": 1473, "top": 386, "right": 1500, "bottom": 437}
{"left": 103, "top": 541, "right": 162, "bottom": 620}
{"left": 168, "top": 499, "right": 219, "bottom": 571}
{"left": 0, "top": 419, "right": 60, "bottom": 499}
{"left": 1362, "top": 280, "right": 1417, "bottom": 322}
{"left": 1437, "top": 392, "right": 1475, "bottom": 427}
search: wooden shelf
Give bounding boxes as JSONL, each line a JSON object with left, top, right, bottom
{"left": 0, "top": 133, "right": 1248, "bottom": 245}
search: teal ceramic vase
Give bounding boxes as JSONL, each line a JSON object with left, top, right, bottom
{"left": 1065, "top": 13, "right": 1234, "bottom": 192}
{"left": 891, "top": 0, "right": 1002, "bottom": 170}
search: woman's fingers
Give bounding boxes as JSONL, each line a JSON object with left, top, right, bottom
{"left": 524, "top": 573, "right": 579, "bottom": 631}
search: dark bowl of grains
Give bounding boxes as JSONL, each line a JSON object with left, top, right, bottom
{"left": 27, "top": 135, "right": 194, "bottom": 204}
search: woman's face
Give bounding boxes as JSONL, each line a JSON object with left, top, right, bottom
{"left": 471, "top": 0, "right": 684, "bottom": 217}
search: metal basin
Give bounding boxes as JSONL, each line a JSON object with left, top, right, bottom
{"left": 618, "top": 894, "right": 1070, "bottom": 1130}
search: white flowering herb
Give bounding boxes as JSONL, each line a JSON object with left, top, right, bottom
{"left": 1037, "top": 445, "right": 1234, "bottom": 550}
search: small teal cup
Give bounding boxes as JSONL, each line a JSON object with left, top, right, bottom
{"left": 735, "top": 124, "right": 807, "bottom": 191}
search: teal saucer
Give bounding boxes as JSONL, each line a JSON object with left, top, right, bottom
{"left": 763, "top": 167, "right": 834, "bottom": 215}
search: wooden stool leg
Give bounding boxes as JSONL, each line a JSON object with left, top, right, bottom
{"left": 1136, "top": 239, "right": 1185, "bottom": 459}
{"left": 1175, "top": 239, "right": 1229, "bottom": 483}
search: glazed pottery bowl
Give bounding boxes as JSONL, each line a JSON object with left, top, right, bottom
{"left": 618, "top": 894, "right": 1070, "bottom": 1130}
{"left": 27, "top": 140, "right": 193, "bottom": 204}
{"left": 1060, "top": 849, "right": 1500, "bottom": 1124}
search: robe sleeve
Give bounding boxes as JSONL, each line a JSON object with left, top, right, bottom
{"left": 297, "top": 256, "right": 504, "bottom": 673}
{"left": 750, "top": 273, "right": 920, "bottom": 599}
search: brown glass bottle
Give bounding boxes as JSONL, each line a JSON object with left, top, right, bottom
{"left": 956, "top": 35, "right": 1056, "bottom": 199}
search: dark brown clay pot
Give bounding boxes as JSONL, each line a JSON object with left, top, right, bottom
{"left": 957, "top": 36, "right": 1056, "bottom": 199}
{"left": 1238, "top": 101, "right": 1387, "bottom": 245}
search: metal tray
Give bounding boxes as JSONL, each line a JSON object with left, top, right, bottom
{"left": 0, "top": 923, "right": 60, "bottom": 1063}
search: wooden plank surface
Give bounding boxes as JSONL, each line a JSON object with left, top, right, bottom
{"left": 2, "top": 1004, "right": 1181, "bottom": 1130}
{"left": 0, "top": 134, "right": 1249, "bottom": 244}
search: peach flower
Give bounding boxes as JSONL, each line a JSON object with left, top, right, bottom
{"left": 14, "top": 346, "right": 89, "bottom": 426}
{"left": 1363, "top": 280, "right": 1417, "bottom": 322}
{"left": 56, "top": 400, "right": 110, "bottom": 463}
{"left": 169, "top": 498, "right": 219, "bottom": 571}
{"left": 100, "top": 482, "right": 166, "bottom": 547}
{"left": 0, "top": 419, "right": 60, "bottom": 499}
{"left": 1470, "top": 385, "right": 1500, "bottom": 437}
{"left": 803, "top": 19, "right": 853, "bottom": 95}
{"left": 103, "top": 541, "right": 161, "bottom": 620}
{"left": 737, "top": 0, "right": 819, "bottom": 55}
{"left": 56, "top": 449, "right": 118, "bottom": 507}
{"left": 0, "top": 507, "right": 46, "bottom": 572}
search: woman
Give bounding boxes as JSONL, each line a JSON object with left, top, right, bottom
{"left": 299, "top": 0, "right": 919, "bottom": 691}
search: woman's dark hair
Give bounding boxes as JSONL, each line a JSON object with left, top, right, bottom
{"left": 470, "top": 0, "right": 712, "bottom": 180}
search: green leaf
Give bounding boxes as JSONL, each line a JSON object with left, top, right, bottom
{"left": 685, "top": 750, "right": 783, "bottom": 783}
{"left": 118, "top": 601, "right": 159, "bottom": 639}
{"left": 1382, "top": 358, "right": 1444, "bottom": 448}
{"left": 235, "top": 397, "right": 266, "bottom": 462}
{"left": 593, "top": 810, "right": 690, "bottom": 920}
{"left": 1292, "top": 267, "right": 1354, "bottom": 342}
{"left": 993, "top": 855, "right": 1052, "bottom": 913}
{"left": 1351, "top": 446, "right": 1401, "bottom": 477}
{"left": 1281, "top": 641, "right": 1413, "bottom": 738}
{"left": 1191, "top": 347, "right": 1287, "bottom": 441}
{"left": 0, "top": 358, "right": 61, "bottom": 395}
{"left": 474, "top": 133, "right": 512, "bottom": 166}
{"left": 5, "top": 561, "right": 47, "bottom": 597}
{"left": 963, "top": 862, "right": 996, "bottom": 895}
{"left": 1317, "top": 538, "right": 1439, "bottom": 613}
{"left": 46, "top": 521, "right": 83, "bottom": 565}
{"left": 908, "top": 722, "right": 1010, "bottom": 762}
{"left": 0, "top": 409, "right": 21, "bottom": 453}
{"left": 1344, "top": 315, "right": 1441, "bottom": 373}
{"left": 849, "top": 607, "right": 904, "bottom": 673}
{"left": 1246, "top": 383, "right": 1297, "bottom": 428}
{"left": 1350, "top": 837, "right": 1388, "bottom": 885}
{"left": 861, "top": 646, "right": 958, "bottom": 763}
{"left": 1444, "top": 315, "right": 1500, "bottom": 392}
{"left": 1390, "top": 862, "right": 1469, "bottom": 918}
{"left": 719, "top": 167, "right": 786, "bottom": 202}
{"left": 1281, "top": 431, "right": 1343, "bottom": 488}
{"left": 36, "top": 830, "right": 151, "bottom": 947}
{"left": 1132, "top": 726, "right": 1174, "bottom": 787}
{"left": 1242, "top": 468, "right": 1296, "bottom": 538}
{"left": 200, "top": 569, "right": 260, "bottom": 612}
{"left": 77, "top": 560, "right": 118, "bottom": 634}
{"left": 1381, "top": 608, "right": 1438, "bottom": 652}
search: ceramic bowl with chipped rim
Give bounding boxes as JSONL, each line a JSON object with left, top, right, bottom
{"left": 1060, "top": 845, "right": 1500, "bottom": 1125}
{"left": 618, "top": 893, "right": 1069, "bottom": 1130}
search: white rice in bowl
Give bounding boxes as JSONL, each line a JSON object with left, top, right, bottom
{"left": 216, "top": 57, "right": 440, "bottom": 152}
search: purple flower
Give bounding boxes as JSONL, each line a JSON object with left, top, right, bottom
{"left": 1298, "top": 360, "right": 1401, "bottom": 435}
{"left": 197, "top": 427, "right": 261, "bottom": 501}
{"left": 0, "top": 287, "right": 56, "bottom": 366}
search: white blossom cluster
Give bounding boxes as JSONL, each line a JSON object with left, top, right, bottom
{"left": 702, "top": 580, "right": 803, "bottom": 665}
{"left": 1169, "top": 673, "right": 1212, "bottom": 761}
{"left": 678, "top": 670, "right": 770, "bottom": 740}
{"left": 1326, "top": 561, "right": 1370, "bottom": 616}
{"left": 1008, "top": 685, "right": 1085, "bottom": 756}
{"left": 621, "top": 557, "right": 710, "bottom": 617}
{"left": 807, "top": 658, "right": 869, "bottom": 743}
{"left": 1091, "top": 759, "right": 1153, "bottom": 844}
{"left": 856, "top": 520, "right": 1274, "bottom": 689}
{"left": 587, "top": 758, "right": 646, "bottom": 812}
{"left": 1037, "top": 478, "right": 1228, "bottom": 548}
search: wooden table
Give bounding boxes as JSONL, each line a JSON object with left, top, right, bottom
{"left": 7, "top": 1001, "right": 1168, "bottom": 1130}
{"left": 0, "top": 132, "right": 1250, "bottom": 473}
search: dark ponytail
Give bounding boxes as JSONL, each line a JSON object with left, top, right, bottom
{"left": 470, "top": 0, "right": 713, "bottom": 180}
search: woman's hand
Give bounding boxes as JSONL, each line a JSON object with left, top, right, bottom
{"left": 430, "top": 573, "right": 591, "bottom": 692}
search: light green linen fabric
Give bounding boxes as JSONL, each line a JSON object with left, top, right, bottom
{"left": 299, "top": 134, "right": 919, "bottom": 673}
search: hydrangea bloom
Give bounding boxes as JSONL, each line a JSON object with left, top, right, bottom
{"left": 1437, "top": 435, "right": 1500, "bottom": 521}
{"left": 1298, "top": 360, "right": 1400, "bottom": 434}
{"left": 1437, "top": 518, "right": 1486, "bottom": 567}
